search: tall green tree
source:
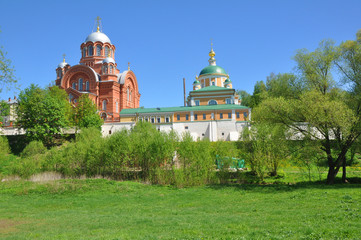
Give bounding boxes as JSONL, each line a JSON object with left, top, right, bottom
{"left": 74, "top": 95, "right": 103, "bottom": 131}
{"left": 0, "top": 43, "right": 17, "bottom": 93}
{"left": 16, "top": 85, "right": 71, "bottom": 147}
{"left": 0, "top": 100, "right": 10, "bottom": 126}
{"left": 237, "top": 90, "right": 252, "bottom": 107}
{"left": 254, "top": 37, "right": 361, "bottom": 184}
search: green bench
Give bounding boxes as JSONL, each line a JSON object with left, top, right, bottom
{"left": 215, "top": 155, "right": 245, "bottom": 170}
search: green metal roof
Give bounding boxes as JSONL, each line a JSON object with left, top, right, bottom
{"left": 193, "top": 80, "right": 200, "bottom": 84}
{"left": 190, "top": 85, "right": 231, "bottom": 92}
{"left": 199, "top": 65, "right": 227, "bottom": 76}
{"left": 120, "top": 104, "right": 249, "bottom": 115}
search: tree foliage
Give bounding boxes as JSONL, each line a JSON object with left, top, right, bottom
{"left": 253, "top": 34, "right": 361, "bottom": 184}
{"left": 16, "top": 85, "right": 72, "bottom": 147}
{"left": 0, "top": 45, "right": 17, "bottom": 92}
{"left": 74, "top": 95, "right": 103, "bottom": 131}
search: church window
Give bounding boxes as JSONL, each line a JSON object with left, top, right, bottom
{"left": 96, "top": 45, "right": 102, "bottom": 56}
{"left": 68, "top": 93, "right": 73, "bottom": 102}
{"left": 116, "top": 102, "right": 119, "bottom": 113}
{"left": 226, "top": 98, "right": 232, "bottom": 104}
{"left": 103, "top": 66, "right": 108, "bottom": 74}
{"left": 186, "top": 114, "right": 189, "bottom": 121}
{"left": 220, "top": 113, "right": 223, "bottom": 119}
{"left": 228, "top": 112, "right": 232, "bottom": 119}
{"left": 166, "top": 117, "right": 170, "bottom": 123}
{"left": 203, "top": 114, "right": 206, "bottom": 120}
{"left": 212, "top": 81, "right": 215, "bottom": 86}
{"left": 157, "top": 117, "right": 161, "bottom": 123}
{"left": 130, "top": 90, "right": 132, "bottom": 102}
{"left": 195, "top": 100, "right": 200, "bottom": 106}
{"left": 177, "top": 114, "right": 180, "bottom": 121}
{"left": 243, "top": 112, "right": 248, "bottom": 119}
{"left": 208, "top": 100, "right": 217, "bottom": 105}
{"left": 78, "top": 78, "right": 83, "bottom": 91}
{"left": 102, "top": 100, "right": 107, "bottom": 111}
{"left": 72, "top": 82, "right": 76, "bottom": 89}
{"left": 82, "top": 48, "right": 86, "bottom": 57}
{"left": 109, "top": 65, "right": 113, "bottom": 74}
{"left": 236, "top": 112, "right": 240, "bottom": 118}
{"left": 105, "top": 47, "right": 109, "bottom": 57}
{"left": 85, "top": 81, "right": 89, "bottom": 91}
{"left": 151, "top": 118, "right": 155, "bottom": 123}
{"left": 194, "top": 114, "right": 198, "bottom": 120}
{"left": 88, "top": 45, "right": 93, "bottom": 56}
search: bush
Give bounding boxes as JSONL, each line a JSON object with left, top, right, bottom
{"left": 0, "top": 136, "right": 10, "bottom": 155}
{"left": 21, "top": 141, "right": 47, "bottom": 158}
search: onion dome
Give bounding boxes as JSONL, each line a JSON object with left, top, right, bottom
{"left": 199, "top": 45, "right": 228, "bottom": 76}
{"left": 85, "top": 31, "right": 111, "bottom": 44}
{"left": 58, "top": 62, "right": 68, "bottom": 68}
{"left": 103, "top": 57, "right": 115, "bottom": 64}
{"left": 199, "top": 65, "right": 227, "bottom": 76}
{"left": 193, "top": 75, "right": 200, "bottom": 84}
{"left": 58, "top": 55, "right": 68, "bottom": 68}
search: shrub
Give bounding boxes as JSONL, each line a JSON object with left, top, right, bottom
{"left": 0, "top": 136, "right": 10, "bottom": 155}
{"left": 20, "top": 141, "right": 47, "bottom": 158}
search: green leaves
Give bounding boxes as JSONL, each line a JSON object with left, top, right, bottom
{"left": 74, "top": 95, "right": 103, "bottom": 130}
{"left": 16, "top": 85, "right": 71, "bottom": 147}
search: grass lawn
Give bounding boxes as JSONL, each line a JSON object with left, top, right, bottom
{"left": 1, "top": 179, "right": 361, "bottom": 239}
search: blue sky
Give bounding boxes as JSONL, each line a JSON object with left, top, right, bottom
{"left": 0, "top": 0, "right": 360, "bottom": 107}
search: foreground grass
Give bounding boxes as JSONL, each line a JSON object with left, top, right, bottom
{"left": 1, "top": 179, "right": 361, "bottom": 239}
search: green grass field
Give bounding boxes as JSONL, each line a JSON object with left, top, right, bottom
{"left": 1, "top": 178, "right": 361, "bottom": 239}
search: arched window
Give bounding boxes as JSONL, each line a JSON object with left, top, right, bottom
{"left": 105, "top": 47, "right": 109, "bottom": 57}
{"left": 102, "top": 100, "right": 107, "bottom": 111}
{"left": 96, "top": 45, "right": 102, "bottom": 56}
{"left": 127, "top": 88, "right": 130, "bottom": 101}
{"left": 111, "top": 49, "right": 114, "bottom": 58}
{"left": 103, "top": 66, "right": 108, "bottom": 74}
{"left": 130, "top": 90, "right": 132, "bottom": 102}
{"left": 82, "top": 48, "right": 86, "bottom": 57}
{"left": 116, "top": 102, "right": 119, "bottom": 113}
{"left": 78, "top": 78, "right": 83, "bottom": 91}
{"left": 88, "top": 45, "right": 93, "bottom": 56}
{"left": 109, "top": 65, "right": 113, "bottom": 74}
{"left": 85, "top": 81, "right": 89, "bottom": 91}
{"left": 72, "top": 82, "right": 76, "bottom": 89}
{"left": 57, "top": 69, "right": 62, "bottom": 78}
{"left": 208, "top": 100, "right": 218, "bottom": 105}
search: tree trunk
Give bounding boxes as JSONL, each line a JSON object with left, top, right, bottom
{"left": 326, "top": 166, "right": 336, "bottom": 184}
{"left": 342, "top": 156, "right": 347, "bottom": 183}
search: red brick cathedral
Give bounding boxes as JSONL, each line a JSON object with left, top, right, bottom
{"left": 55, "top": 20, "right": 140, "bottom": 121}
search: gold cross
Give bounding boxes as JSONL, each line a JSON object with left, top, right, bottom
{"left": 128, "top": 62, "right": 130, "bottom": 70}
{"left": 96, "top": 16, "right": 101, "bottom": 32}
{"left": 210, "top": 38, "right": 213, "bottom": 50}
{"left": 62, "top": 53, "right": 66, "bottom": 62}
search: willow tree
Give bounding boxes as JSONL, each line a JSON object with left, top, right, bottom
{"left": 254, "top": 35, "right": 361, "bottom": 184}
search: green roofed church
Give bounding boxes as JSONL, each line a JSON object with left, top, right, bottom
{"left": 103, "top": 46, "right": 251, "bottom": 141}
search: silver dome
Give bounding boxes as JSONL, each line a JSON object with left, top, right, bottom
{"left": 58, "top": 62, "right": 68, "bottom": 68}
{"left": 85, "top": 32, "right": 111, "bottom": 44}
{"left": 103, "top": 57, "right": 115, "bottom": 64}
